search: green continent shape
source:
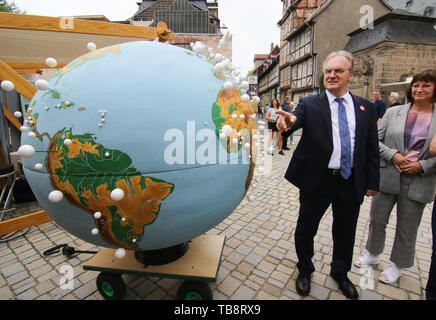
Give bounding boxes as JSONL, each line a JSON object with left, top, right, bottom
{"left": 47, "top": 128, "right": 174, "bottom": 249}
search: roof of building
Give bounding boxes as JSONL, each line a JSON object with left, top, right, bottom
{"left": 254, "top": 54, "right": 268, "bottom": 61}
{"left": 383, "top": 0, "right": 436, "bottom": 17}
{"left": 134, "top": 0, "right": 210, "bottom": 17}
{"left": 283, "top": 0, "right": 434, "bottom": 40}
{"left": 345, "top": 10, "right": 436, "bottom": 53}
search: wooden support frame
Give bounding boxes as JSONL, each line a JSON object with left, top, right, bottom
{"left": 0, "top": 13, "right": 174, "bottom": 236}
{"left": 0, "top": 210, "right": 52, "bottom": 236}
{"left": 0, "top": 12, "right": 174, "bottom": 41}
{"left": 0, "top": 59, "right": 37, "bottom": 101}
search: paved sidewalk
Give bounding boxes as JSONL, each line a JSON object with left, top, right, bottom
{"left": 0, "top": 127, "right": 433, "bottom": 300}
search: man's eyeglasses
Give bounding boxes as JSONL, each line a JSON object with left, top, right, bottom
{"left": 324, "top": 68, "right": 348, "bottom": 75}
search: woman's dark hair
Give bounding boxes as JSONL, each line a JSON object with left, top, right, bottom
{"left": 271, "top": 98, "right": 280, "bottom": 108}
{"left": 406, "top": 69, "right": 436, "bottom": 103}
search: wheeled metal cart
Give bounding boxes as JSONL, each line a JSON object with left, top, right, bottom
{"left": 83, "top": 234, "right": 225, "bottom": 300}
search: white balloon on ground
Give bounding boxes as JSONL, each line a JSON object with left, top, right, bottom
{"left": 13, "top": 111, "right": 22, "bottom": 118}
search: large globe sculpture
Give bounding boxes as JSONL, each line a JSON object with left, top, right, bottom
{"left": 20, "top": 41, "right": 257, "bottom": 254}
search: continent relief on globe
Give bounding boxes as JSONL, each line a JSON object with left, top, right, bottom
{"left": 212, "top": 86, "right": 256, "bottom": 151}
{"left": 28, "top": 101, "right": 175, "bottom": 250}
{"left": 212, "top": 85, "right": 257, "bottom": 192}
{"left": 46, "top": 128, "right": 175, "bottom": 250}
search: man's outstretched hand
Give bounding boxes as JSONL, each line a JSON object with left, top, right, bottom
{"left": 275, "top": 110, "right": 297, "bottom": 132}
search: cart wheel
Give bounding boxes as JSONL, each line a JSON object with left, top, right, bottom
{"left": 177, "top": 281, "right": 213, "bottom": 300}
{"left": 96, "top": 273, "right": 126, "bottom": 300}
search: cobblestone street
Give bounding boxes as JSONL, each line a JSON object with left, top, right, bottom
{"left": 0, "top": 128, "right": 434, "bottom": 300}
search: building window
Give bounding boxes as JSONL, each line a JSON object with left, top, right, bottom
{"left": 289, "top": 27, "right": 312, "bottom": 63}
{"left": 291, "top": 57, "right": 314, "bottom": 90}
{"left": 424, "top": 6, "right": 434, "bottom": 16}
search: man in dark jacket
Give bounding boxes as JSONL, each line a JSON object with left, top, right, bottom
{"left": 280, "top": 96, "right": 293, "bottom": 150}
{"left": 276, "top": 50, "right": 380, "bottom": 300}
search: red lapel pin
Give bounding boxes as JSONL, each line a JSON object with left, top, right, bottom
{"left": 360, "top": 106, "right": 365, "bottom": 111}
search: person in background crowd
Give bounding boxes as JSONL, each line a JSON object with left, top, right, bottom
{"left": 265, "top": 98, "right": 284, "bottom": 155}
{"left": 280, "top": 96, "right": 294, "bottom": 150}
{"left": 373, "top": 89, "right": 387, "bottom": 124}
{"left": 257, "top": 103, "right": 263, "bottom": 119}
{"left": 388, "top": 92, "right": 401, "bottom": 107}
{"left": 354, "top": 70, "right": 436, "bottom": 286}
{"left": 276, "top": 50, "right": 379, "bottom": 299}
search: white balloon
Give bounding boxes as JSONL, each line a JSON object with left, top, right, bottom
{"left": 223, "top": 81, "right": 233, "bottom": 90}
{"left": 240, "top": 81, "right": 249, "bottom": 90}
{"left": 87, "top": 42, "right": 97, "bottom": 51}
{"left": 231, "top": 113, "right": 238, "bottom": 119}
{"left": 222, "top": 124, "right": 232, "bottom": 136}
{"left": 91, "top": 228, "right": 99, "bottom": 235}
{"left": 13, "top": 111, "right": 22, "bottom": 118}
{"left": 34, "top": 163, "right": 43, "bottom": 170}
{"left": 64, "top": 139, "right": 72, "bottom": 145}
{"left": 232, "top": 138, "right": 238, "bottom": 145}
{"left": 115, "top": 248, "right": 126, "bottom": 259}
{"left": 28, "top": 132, "right": 36, "bottom": 139}
{"left": 240, "top": 114, "right": 245, "bottom": 119}
{"left": 244, "top": 143, "right": 250, "bottom": 150}
{"left": 94, "top": 212, "right": 102, "bottom": 219}
{"left": 215, "top": 62, "right": 225, "bottom": 72}
{"left": 1, "top": 80, "right": 14, "bottom": 92}
{"left": 18, "top": 144, "right": 35, "bottom": 158}
{"left": 48, "top": 190, "right": 63, "bottom": 203}
{"left": 45, "top": 57, "right": 58, "bottom": 68}
{"left": 111, "top": 188, "right": 124, "bottom": 201}
{"left": 35, "top": 79, "right": 49, "bottom": 91}
{"left": 241, "top": 94, "right": 250, "bottom": 103}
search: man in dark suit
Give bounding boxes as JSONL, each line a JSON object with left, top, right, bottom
{"left": 373, "top": 89, "right": 386, "bottom": 124}
{"left": 280, "top": 96, "right": 293, "bottom": 150}
{"left": 276, "top": 50, "right": 380, "bottom": 299}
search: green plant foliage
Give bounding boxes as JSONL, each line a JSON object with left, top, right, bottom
{"left": 319, "top": 73, "right": 326, "bottom": 93}
{"left": 0, "top": 0, "right": 25, "bottom": 13}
